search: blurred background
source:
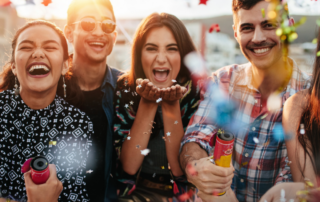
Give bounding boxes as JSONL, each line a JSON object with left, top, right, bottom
{"left": 0, "top": 0, "right": 319, "bottom": 73}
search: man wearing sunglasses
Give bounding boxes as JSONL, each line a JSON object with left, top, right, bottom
{"left": 64, "top": 0, "right": 122, "bottom": 201}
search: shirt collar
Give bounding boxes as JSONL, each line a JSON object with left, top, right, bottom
{"left": 101, "top": 65, "right": 117, "bottom": 90}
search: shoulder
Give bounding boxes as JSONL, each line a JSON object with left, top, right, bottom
{"left": 291, "top": 64, "right": 312, "bottom": 90}
{"left": 283, "top": 90, "right": 308, "bottom": 125}
{"left": 210, "top": 63, "right": 249, "bottom": 84}
{"left": 109, "top": 66, "right": 125, "bottom": 77}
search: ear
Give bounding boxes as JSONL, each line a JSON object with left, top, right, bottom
{"left": 232, "top": 24, "right": 239, "bottom": 42}
{"left": 112, "top": 31, "right": 118, "bottom": 46}
{"left": 61, "top": 59, "right": 69, "bottom": 76}
{"left": 11, "top": 63, "right": 17, "bottom": 76}
{"left": 64, "top": 25, "right": 74, "bottom": 43}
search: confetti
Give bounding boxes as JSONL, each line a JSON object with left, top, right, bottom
{"left": 116, "top": 91, "right": 120, "bottom": 96}
{"left": 186, "top": 163, "right": 198, "bottom": 176}
{"left": 86, "top": 170, "right": 93, "bottom": 173}
{"left": 272, "top": 123, "right": 285, "bottom": 141}
{"left": 130, "top": 101, "right": 134, "bottom": 105}
{"left": 280, "top": 189, "right": 286, "bottom": 201}
{"left": 136, "top": 145, "right": 140, "bottom": 149}
{"left": 253, "top": 137, "right": 259, "bottom": 144}
{"left": 41, "top": 0, "right": 52, "bottom": 6}
{"left": 261, "top": 8, "right": 265, "bottom": 18}
{"left": 140, "top": 149, "right": 150, "bottom": 156}
{"left": 240, "top": 162, "right": 248, "bottom": 169}
{"left": 199, "top": 0, "right": 208, "bottom": 5}
{"left": 264, "top": 139, "right": 270, "bottom": 146}
{"left": 174, "top": 121, "right": 178, "bottom": 124}
{"left": 257, "top": 165, "right": 261, "bottom": 170}
{"left": 166, "top": 132, "right": 171, "bottom": 137}
{"left": 261, "top": 113, "right": 268, "bottom": 119}
{"left": 124, "top": 89, "right": 129, "bottom": 93}
{"left": 125, "top": 104, "right": 129, "bottom": 108}
{"left": 312, "top": 38, "right": 318, "bottom": 44}
{"left": 161, "top": 166, "right": 165, "bottom": 169}
{"left": 300, "top": 124, "right": 305, "bottom": 134}
{"left": 178, "top": 190, "right": 195, "bottom": 201}
{"left": 127, "top": 136, "right": 131, "bottom": 140}
{"left": 317, "top": 51, "right": 320, "bottom": 57}
{"left": 153, "top": 173, "right": 156, "bottom": 177}
{"left": 156, "top": 98, "right": 162, "bottom": 103}
{"left": 49, "top": 141, "right": 57, "bottom": 146}
{"left": 172, "top": 79, "right": 177, "bottom": 82}
{"left": 170, "top": 179, "right": 174, "bottom": 183}
{"left": 317, "top": 19, "right": 320, "bottom": 27}
{"left": 184, "top": 51, "right": 207, "bottom": 77}
{"left": 137, "top": 84, "right": 142, "bottom": 88}
{"left": 209, "top": 24, "right": 220, "bottom": 33}
{"left": 267, "top": 93, "right": 282, "bottom": 112}
{"left": 168, "top": 163, "right": 171, "bottom": 170}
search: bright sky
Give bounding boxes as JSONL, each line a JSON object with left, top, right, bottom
{"left": 10, "top": 0, "right": 320, "bottom": 20}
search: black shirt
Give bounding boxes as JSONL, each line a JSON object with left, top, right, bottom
{"left": 82, "top": 87, "right": 108, "bottom": 202}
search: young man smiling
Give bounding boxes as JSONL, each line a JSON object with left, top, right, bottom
{"left": 179, "top": 0, "right": 310, "bottom": 201}
{"left": 64, "top": 0, "right": 122, "bottom": 201}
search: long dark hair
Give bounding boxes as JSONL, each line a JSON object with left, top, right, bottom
{"left": 298, "top": 28, "right": 320, "bottom": 176}
{"left": 120, "top": 12, "right": 196, "bottom": 86}
{"left": 0, "top": 20, "right": 83, "bottom": 107}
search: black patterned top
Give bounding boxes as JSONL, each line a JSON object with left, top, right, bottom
{"left": 113, "top": 76, "right": 202, "bottom": 196}
{"left": 0, "top": 90, "right": 93, "bottom": 202}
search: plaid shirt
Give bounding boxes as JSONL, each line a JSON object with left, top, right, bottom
{"left": 181, "top": 60, "right": 311, "bottom": 202}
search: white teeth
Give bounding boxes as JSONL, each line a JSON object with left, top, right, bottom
{"left": 155, "top": 69, "right": 168, "bottom": 72}
{"left": 28, "top": 65, "right": 49, "bottom": 73}
{"left": 89, "top": 42, "right": 105, "bottom": 46}
{"left": 253, "top": 48, "right": 270, "bottom": 54}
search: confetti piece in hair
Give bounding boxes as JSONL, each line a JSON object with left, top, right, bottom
{"left": 261, "top": 8, "right": 265, "bottom": 18}
{"left": 186, "top": 163, "right": 198, "bottom": 176}
{"left": 253, "top": 137, "right": 259, "bottom": 144}
{"left": 137, "top": 84, "right": 142, "bottom": 88}
{"left": 300, "top": 124, "right": 305, "bottom": 134}
{"left": 86, "top": 170, "right": 93, "bottom": 173}
{"left": 156, "top": 98, "right": 162, "bottom": 103}
{"left": 172, "top": 79, "right": 177, "bottom": 82}
{"left": 166, "top": 132, "right": 171, "bottom": 137}
{"left": 41, "top": 0, "right": 52, "bottom": 6}
{"left": 267, "top": 93, "right": 282, "bottom": 112}
{"left": 317, "top": 51, "right": 320, "bottom": 57}
{"left": 124, "top": 89, "right": 129, "bottom": 93}
{"left": 199, "top": 0, "right": 208, "bottom": 5}
{"left": 140, "top": 149, "right": 150, "bottom": 156}
{"left": 174, "top": 121, "right": 178, "bottom": 124}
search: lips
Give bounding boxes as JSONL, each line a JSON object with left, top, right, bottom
{"left": 27, "top": 63, "right": 50, "bottom": 77}
{"left": 252, "top": 48, "right": 270, "bottom": 54}
{"left": 153, "top": 68, "right": 169, "bottom": 82}
{"left": 87, "top": 41, "right": 107, "bottom": 52}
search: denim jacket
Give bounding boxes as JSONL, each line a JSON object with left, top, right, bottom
{"left": 101, "top": 65, "right": 123, "bottom": 202}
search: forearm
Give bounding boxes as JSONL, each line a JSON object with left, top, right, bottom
{"left": 179, "top": 142, "right": 208, "bottom": 173}
{"left": 162, "top": 101, "right": 184, "bottom": 176}
{"left": 120, "top": 98, "right": 158, "bottom": 175}
{"left": 0, "top": 198, "right": 19, "bottom": 202}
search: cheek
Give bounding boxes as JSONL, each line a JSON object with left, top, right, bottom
{"left": 141, "top": 52, "right": 154, "bottom": 73}
{"left": 169, "top": 53, "right": 181, "bottom": 74}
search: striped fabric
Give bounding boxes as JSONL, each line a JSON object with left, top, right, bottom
{"left": 181, "top": 60, "right": 311, "bottom": 202}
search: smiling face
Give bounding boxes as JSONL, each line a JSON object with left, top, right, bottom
{"left": 13, "top": 25, "right": 67, "bottom": 94}
{"left": 233, "top": 1, "right": 282, "bottom": 69}
{"left": 141, "top": 26, "right": 181, "bottom": 88}
{"left": 67, "top": 5, "right": 117, "bottom": 63}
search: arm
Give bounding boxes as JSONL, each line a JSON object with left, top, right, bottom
{"left": 282, "top": 91, "right": 316, "bottom": 183}
{"left": 120, "top": 79, "right": 160, "bottom": 175}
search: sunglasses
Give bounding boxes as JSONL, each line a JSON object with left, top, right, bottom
{"left": 73, "top": 18, "right": 116, "bottom": 34}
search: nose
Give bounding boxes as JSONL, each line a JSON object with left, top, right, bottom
{"left": 251, "top": 26, "right": 267, "bottom": 44}
{"left": 91, "top": 22, "right": 105, "bottom": 37}
{"left": 32, "top": 48, "right": 45, "bottom": 59}
{"left": 156, "top": 51, "right": 167, "bottom": 64}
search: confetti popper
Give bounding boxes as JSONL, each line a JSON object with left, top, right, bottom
{"left": 22, "top": 156, "right": 50, "bottom": 184}
{"left": 213, "top": 131, "right": 234, "bottom": 196}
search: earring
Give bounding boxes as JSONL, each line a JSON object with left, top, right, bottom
{"left": 62, "top": 76, "right": 67, "bottom": 98}
{"left": 14, "top": 76, "right": 19, "bottom": 97}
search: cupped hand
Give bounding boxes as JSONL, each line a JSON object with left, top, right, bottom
{"left": 25, "top": 164, "right": 63, "bottom": 202}
{"left": 161, "top": 84, "right": 187, "bottom": 103}
{"left": 136, "top": 79, "right": 161, "bottom": 102}
{"left": 185, "top": 157, "right": 234, "bottom": 195}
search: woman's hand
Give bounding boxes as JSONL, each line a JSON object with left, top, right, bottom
{"left": 136, "top": 79, "right": 161, "bottom": 102}
{"left": 259, "top": 182, "right": 304, "bottom": 202}
{"left": 161, "top": 84, "right": 187, "bottom": 103}
{"left": 25, "top": 164, "right": 63, "bottom": 202}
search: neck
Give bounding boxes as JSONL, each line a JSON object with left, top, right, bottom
{"left": 73, "top": 54, "right": 107, "bottom": 91}
{"left": 20, "top": 87, "right": 57, "bottom": 110}
{"left": 251, "top": 57, "right": 292, "bottom": 100}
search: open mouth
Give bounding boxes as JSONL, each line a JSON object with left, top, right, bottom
{"left": 28, "top": 65, "right": 50, "bottom": 76}
{"left": 250, "top": 47, "right": 272, "bottom": 55}
{"left": 153, "top": 69, "right": 169, "bottom": 82}
{"left": 87, "top": 41, "right": 106, "bottom": 50}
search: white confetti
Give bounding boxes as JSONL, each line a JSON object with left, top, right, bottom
{"left": 124, "top": 89, "right": 129, "bottom": 93}
{"left": 156, "top": 98, "right": 162, "bottom": 103}
{"left": 130, "top": 101, "right": 134, "bottom": 105}
{"left": 300, "top": 124, "right": 305, "bottom": 134}
{"left": 140, "top": 149, "right": 150, "bottom": 156}
{"left": 174, "top": 121, "right": 178, "bottom": 124}
{"left": 170, "top": 179, "right": 174, "bottom": 183}
{"left": 166, "top": 132, "right": 171, "bottom": 137}
{"left": 253, "top": 137, "right": 259, "bottom": 143}
{"left": 86, "top": 170, "right": 93, "bottom": 173}
{"left": 125, "top": 104, "right": 129, "bottom": 108}
{"left": 172, "top": 79, "right": 177, "bottom": 82}
{"left": 152, "top": 173, "right": 156, "bottom": 178}
{"left": 184, "top": 51, "right": 207, "bottom": 76}
{"left": 137, "top": 84, "right": 142, "bottom": 88}
{"left": 127, "top": 136, "right": 131, "bottom": 140}
{"left": 280, "top": 189, "right": 286, "bottom": 202}
{"left": 267, "top": 93, "right": 282, "bottom": 112}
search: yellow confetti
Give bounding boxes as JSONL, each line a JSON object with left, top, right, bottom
{"left": 276, "top": 28, "right": 283, "bottom": 36}
{"left": 161, "top": 166, "right": 165, "bottom": 169}
{"left": 261, "top": 8, "right": 265, "bottom": 18}
{"left": 49, "top": 141, "right": 57, "bottom": 146}
{"left": 317, "top": 51, "right": 320, "bottom": 57}
{"left": 268, "top": 11, "right": 277, "bottom": 19}
{"left": 312, "top": 38, "right": 318, "bottom": 44}
{"left": 261, "top": 114, "right": 268, "bottom": 119}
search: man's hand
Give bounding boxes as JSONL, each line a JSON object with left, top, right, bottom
{"left": 197, "top": 187, "right": 238, "bottom": 202}
{"left": 259, "top": 182, "right": 304, "bottom": 202}
{"left": 186, "top": 157, "right": 234, "bottom": 194}
{"left": 25, "top": 164, "right": 63, "bottom": 202}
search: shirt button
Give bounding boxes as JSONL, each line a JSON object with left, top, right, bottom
{"left": 240, "top": 179, "right": 244, "bottom": 182}
{"left": 245, "top": 153, "right": 249, "bottom": 157}
{"left": 252, "top": 127, "right": 256, "bottom": 131}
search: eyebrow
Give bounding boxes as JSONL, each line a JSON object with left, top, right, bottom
{"left": 144, "top": 43, "right": 178, "bottom": 47}
{"left": 18, "top": 39, "right": 60, "bottom": 46}
{"left": 240, "top": 20, "right": 278, "bottom": 29}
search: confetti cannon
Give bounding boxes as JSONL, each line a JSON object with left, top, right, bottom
{"left": 21, "top": 156, "right": 50, "bottom": 184}
{"left": 212, "top": 130, "right": 234, "bottom": 196}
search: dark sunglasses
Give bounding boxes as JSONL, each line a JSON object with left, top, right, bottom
{"left": 73, "top": 18, "right": 116, "bottom": 34}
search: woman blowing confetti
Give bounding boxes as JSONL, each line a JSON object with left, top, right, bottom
{"left": 0, "top": 21, "right": 92, "bottom": 202}
{"left": 113, "top": 13, "right": 202, "bottom": 201}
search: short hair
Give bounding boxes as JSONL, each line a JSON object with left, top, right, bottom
{"left": 67, "top": 0, "right": 116, "bottom": 25}
{"left": 232, "top": 0, "right": 264, "bottom": 13}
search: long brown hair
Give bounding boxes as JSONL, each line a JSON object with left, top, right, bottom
{"left": 298, "top": 28, "right": 320, "bottom": 176}
{"left": 0, "top": 20, "right": 83, "bottom": 107}
{"left": 121, "top": 12, "right": 196, "bottom": 85}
